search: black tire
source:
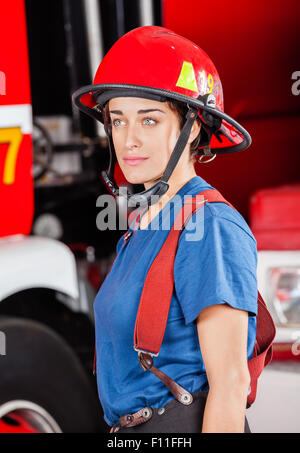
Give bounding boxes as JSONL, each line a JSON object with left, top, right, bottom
{"left": 0, "top": 316, "right": 106, "bottom": 433}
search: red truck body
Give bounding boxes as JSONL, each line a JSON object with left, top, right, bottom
{"left": 0, "top": 0, "right": 33, "bottom": 238}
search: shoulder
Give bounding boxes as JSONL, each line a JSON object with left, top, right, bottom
{"left": 179, "top": 197, "right": 257, "bottom": 249}
{"left": 174, "top": 200, "right": 258, "bottom": 323}
{"left": 205, "top": 201, "right": 257, "bottom": 244}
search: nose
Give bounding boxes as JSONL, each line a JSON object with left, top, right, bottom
{"left": 125, "top": 122, "right": 142, "bottom": 150}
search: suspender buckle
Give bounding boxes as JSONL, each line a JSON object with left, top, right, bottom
{"left": 134, "top": 346, "right": 159, "bottom": 357}
{"left": 134, "top": 347, "right": 159, "bottom": 371}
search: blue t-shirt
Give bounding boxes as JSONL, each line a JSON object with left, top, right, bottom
{"left": 93, "top": 175, "right": 258, "bottom": 426}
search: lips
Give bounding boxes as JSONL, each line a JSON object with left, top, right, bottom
{"left": 124, "top": 157, "right": 148, "bottom": 166}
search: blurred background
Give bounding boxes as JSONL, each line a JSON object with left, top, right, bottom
{"left": 0, "top": 0, "right": 299, "bottom": 433}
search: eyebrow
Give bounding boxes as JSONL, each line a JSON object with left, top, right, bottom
{"left": 109, "top": 109, "right": 166, "bottom": 115}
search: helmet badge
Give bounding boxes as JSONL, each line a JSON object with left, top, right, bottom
{"left": 176, "top": 61, "right": 198, "bottom": 93}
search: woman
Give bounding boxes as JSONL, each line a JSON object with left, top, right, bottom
{"left": 73, "top": 26, "right": 257, "bottom": 433}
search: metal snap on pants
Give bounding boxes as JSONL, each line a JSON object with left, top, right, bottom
{"left": 111, "top": 391, "right": 251, "bottom": 433}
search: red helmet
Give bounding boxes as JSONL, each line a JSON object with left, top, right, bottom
{"left": 73, "top": 26, "right": 251, "bottom": 205}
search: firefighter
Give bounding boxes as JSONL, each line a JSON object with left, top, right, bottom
{"left": 73, "top": 26, "right": 257, "bottom": 433}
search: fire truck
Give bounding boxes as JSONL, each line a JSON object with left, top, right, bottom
{"left": 0, "top": 0, "right": 107, "bottom": 433}
{"left": 0, "top": 0, "right": 299, "bottom": 433}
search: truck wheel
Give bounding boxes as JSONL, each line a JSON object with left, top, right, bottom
{"left": 0, "top": 317, "right": 106, "bottom": 433}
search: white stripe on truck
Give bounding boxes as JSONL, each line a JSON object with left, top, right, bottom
{"left": 0, "top": 104, "right": 33, "bottom": 134}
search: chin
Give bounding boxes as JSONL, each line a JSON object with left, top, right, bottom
{"left": 123, "top": 172, "right": 147, "bottom": 185}
{"left": 120, "top": 169, "right": 143, "bottom": 184}
{"left": 121, "top": 166, "right": 163, "bottom": 187}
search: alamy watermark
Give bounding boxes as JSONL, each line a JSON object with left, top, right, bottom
{"left": 291, "top": 71, "right": 300, "bottom": 96}
{"left": 0, "top": 71, "right": 6, "bottom": 96}
{"left": 0, "top": 331, "right": 6, "bottom": 355}
{"left": 96, "top": 187, "right": 206, "bottom": 241}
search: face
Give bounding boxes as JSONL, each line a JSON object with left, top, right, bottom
{"left": 108, "top": 97, "right": 181, "bottom": 188}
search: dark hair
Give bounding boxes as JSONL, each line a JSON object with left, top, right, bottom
{"left": 103, "top": 99, "right": 201, "bottom": 162}
{"left": 166, "top": 100, "right": 201, "bottom": 162}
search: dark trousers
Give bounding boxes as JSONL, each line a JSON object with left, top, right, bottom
{"left": 113, "top": 391, "right": 251, "bottom": 433}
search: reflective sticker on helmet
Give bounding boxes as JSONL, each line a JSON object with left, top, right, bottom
{"left": 176, "top": 61, "right": 198, "bottom": 93}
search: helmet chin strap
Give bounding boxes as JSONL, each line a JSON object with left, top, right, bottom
{"left": 101, "top": 106, "right": 198, "bottom": 208}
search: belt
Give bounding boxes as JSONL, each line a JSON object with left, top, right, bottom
{"left": 109, "top": 391, "right": 210, "bottom": 433}
{"left": 110, "top": 352, "right": 194, "bottom": 433}
{"left": 110, "top": 406, "right": 153, "bottom": 433}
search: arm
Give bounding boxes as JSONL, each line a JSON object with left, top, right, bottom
{"left": 196, "top": 303, "right": 250, "bottom": 433}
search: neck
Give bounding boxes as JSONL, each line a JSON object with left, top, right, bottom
{"left": 144, "top": 166, "right": 197, "bottom": 204}
{"left": 139, "top": 167, "right": 197, "bottom": 229}
{"left": 138, "top": 169, "right": 197, "bottom": 230}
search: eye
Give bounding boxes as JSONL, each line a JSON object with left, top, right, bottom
{"left": 143, "top": 118, "right": 156, "bottom": 126}
{"left": 112, "top": 119, "right": 125, "bottom": 127}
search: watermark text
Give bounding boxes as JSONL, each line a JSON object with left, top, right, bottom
{"left": 0, "top": 331, "right": 6, "bottom": 355}
{"left": 291, "top": 71, "right": 300, "bottom": 96}
{"left": 96, "top": 188, "right": 206, "bottom": 242}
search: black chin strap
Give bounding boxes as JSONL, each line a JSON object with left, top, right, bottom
{"left": 161, "top": 108, "right": 197, "bottom": 182}
{"left": 101, "top": 106, "right": 198, "bottom": 208}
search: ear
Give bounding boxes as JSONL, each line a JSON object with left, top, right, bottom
{"left": 188, "top": 119, "right": 201, "bottom": 144}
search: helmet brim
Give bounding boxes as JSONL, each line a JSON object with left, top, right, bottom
{"left": 72, "top": 83, "right": 251, "bottom": 154}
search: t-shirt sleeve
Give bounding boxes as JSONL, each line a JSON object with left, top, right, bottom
{"left": 174, "top": 208, "right": 258, "bottom": 325}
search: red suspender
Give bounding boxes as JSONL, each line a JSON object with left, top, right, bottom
{"left": 133, "top": 189, "right": 276, "bottom": 407}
